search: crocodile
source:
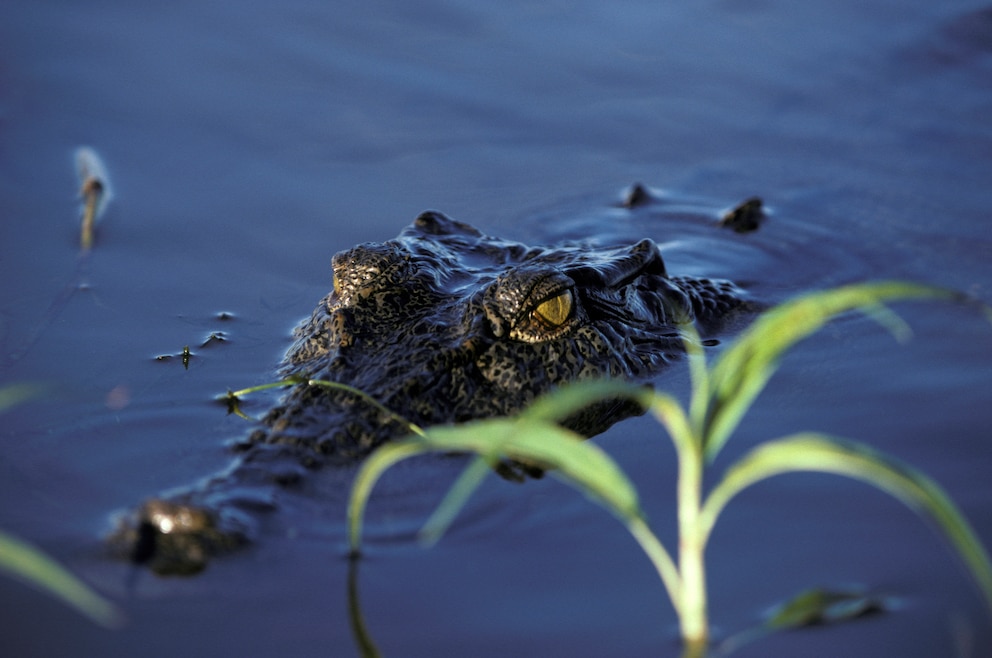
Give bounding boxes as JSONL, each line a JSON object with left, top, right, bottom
{"left": 108, "top": 207, "right": 751, "bottom": 575}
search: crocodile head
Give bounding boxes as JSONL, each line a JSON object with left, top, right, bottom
{"left": 248, "top": 211, "right": 742, "bottom": 461}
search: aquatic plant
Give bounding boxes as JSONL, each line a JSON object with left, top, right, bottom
{"left": 0, "top": 530, "right": 123, "bottom": 628}
{"left": 346, "top": 281, "right": 992, "bottom": 654}
{"left": 0, "top": 384, "right": 123, "bottom": 628}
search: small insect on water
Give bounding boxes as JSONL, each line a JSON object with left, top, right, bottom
{"left": 75, "top": 146, "right": 113, "bottom": 251}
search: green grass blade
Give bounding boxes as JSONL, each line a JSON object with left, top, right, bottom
{"left": 628, "top": 517, "right": 684, "bottom": 620}
{"left": 519, "top": 379, "right": 646, "bottom": 425}
{"left": 225, "top": 377, "right": 427, "bottom": 438}
{"left": 0, "top": 383, "right": 45, "bottom": 411}
{"left": 0, "top": 385, "right": 122, "bottom": 628}
{"left": 643, "top": 390, "right": 700, "bottom": 457}
{"left": 347, "top": 441, "right": 431, "bottom": 554}
{"left": 306, "top": 379, "right": 427, "bottom": 438}
{"left": 413, "top": 419, "right": 645, "bottom": 522}
{"left": 226, "top": 376, "right": 302, "bottom": 398}
{"left": 681, "top": 326, "right": 711, "bottom": 440}
{"left": 700, "top": 433, "right": 992, "bottom": 615}
{"left": 438, "top": 418, "right": 686, "bottom": 616}
{"left": 0, "top": 530, "right": 123, "bottom": 628}
{"left": 347, "top": 558, "right": 382, "bottom": 658}
{"left": 348, "top": 415, "right": 646, "bottom": 553}
{"left": 346, "top": 413, "right": 686, "bottom": 617}
{"left": 419, "top": 456, "right": 493, "bottom": 546}
{"left": 702, "top": 281, "right": 961, "bottom": 461}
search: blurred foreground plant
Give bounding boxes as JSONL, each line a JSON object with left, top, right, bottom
{"left": 347, "top": 282, "right": 992, "bottom": 655}
{"left": 0, "top": 384, "right": 122, "bottom": 628}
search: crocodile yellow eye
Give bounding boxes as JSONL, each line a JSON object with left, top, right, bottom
{"left": 533, "top": 290, "right": 573, "bottom": 326}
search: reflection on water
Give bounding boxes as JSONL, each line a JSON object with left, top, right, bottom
{"left": 347, "top": 557, "right": 381, "bottom": 658}
{"left": 1, "top": 1, "right": 991, "bottom": 656}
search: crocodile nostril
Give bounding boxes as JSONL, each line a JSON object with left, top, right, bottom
{"left": 413, "top": 210, "right": 452, "bottom": 233}
{"left": 630, "top": 239, "right": 654, "bottom": 253}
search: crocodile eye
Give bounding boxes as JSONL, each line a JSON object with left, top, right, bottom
{"left": 533, "top": 290, "right": 573, "bottom": 326}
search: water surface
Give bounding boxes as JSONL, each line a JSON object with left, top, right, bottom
{"left": 1, "top": 1, "right": 990, "bottom": 656}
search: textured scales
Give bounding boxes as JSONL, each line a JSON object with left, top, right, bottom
{"left": 109, "top": 211, "right": 747, "bottom": 574}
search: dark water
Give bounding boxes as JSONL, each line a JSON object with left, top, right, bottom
{"left": 2, "top": 1, "right": 991, "bottom": 656}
